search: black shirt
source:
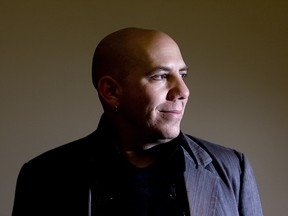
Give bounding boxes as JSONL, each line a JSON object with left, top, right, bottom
{"left": 91, "top": 137, "right": 190, "bottom": 216}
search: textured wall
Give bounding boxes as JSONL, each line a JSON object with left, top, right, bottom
{"left": 1, "top": 1, "right": 287, "bottom": 215}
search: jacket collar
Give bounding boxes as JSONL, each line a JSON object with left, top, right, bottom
{"left": 179, "top": 132, "right": 213, "bottom": 168}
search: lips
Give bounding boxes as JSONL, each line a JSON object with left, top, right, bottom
{"left": 158, "top": 109, "right": 184, "bottom": 120}
{"left": 157, "top": 103, "right": 185, "bottom": 118}
{"left": 160, "top": 110, "right": 182, "bottom": 115}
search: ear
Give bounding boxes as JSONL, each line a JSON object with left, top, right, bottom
{"left": 97, "top": 76, "right": 121, "bottom": 110}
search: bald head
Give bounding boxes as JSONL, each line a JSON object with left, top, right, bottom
{"left": 92, "top": 27, "right": 178, "bottom": 89}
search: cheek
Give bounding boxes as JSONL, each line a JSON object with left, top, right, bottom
{"left": 140, "top": 88, "right": 163, "bottom": 110}
{"left": 121, "top": 81, "right": 165, "bottom": 113}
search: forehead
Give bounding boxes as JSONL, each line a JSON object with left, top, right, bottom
{"left": 132, "top": 34, "right": 186, "bottom": 71}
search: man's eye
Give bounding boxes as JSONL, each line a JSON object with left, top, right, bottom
{"left": 181, "top": 73, "right": 187, "bottom": 79}
{"left": 151, "top": 74, "right": 167, "bottom": 80}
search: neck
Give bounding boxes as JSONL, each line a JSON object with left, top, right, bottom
{"left": 102, "top": 112, "right": 174, "bottom": 168}
{"left": 117, "top": 130, "right": 172, "bottom": 168}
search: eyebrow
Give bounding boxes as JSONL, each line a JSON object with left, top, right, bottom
{"left": 180, "top": 66, "right": 189, "bottom": 71}
{"left": 151, "top": 65, "right": 189, "bottom": 72}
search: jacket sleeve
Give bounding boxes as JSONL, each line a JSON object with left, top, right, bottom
{"left": 238, "top": 154, "right": 263, "bottom": 216}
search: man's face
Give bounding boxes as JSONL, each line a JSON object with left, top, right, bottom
{"left": 118, "top": 34, "right": 190, "bottom": 143}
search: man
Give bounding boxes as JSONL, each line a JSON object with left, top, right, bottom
{"left": 12, "top": 27, "right": 263, "bottom": 216}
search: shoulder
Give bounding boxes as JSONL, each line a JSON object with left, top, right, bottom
{"left": 13, "top": 132, "right": 99, "bottom": 215}
{"left": 22, "top": 131, "right": 98, "bottom": 172}
{"left": 184, "top": 134, "right": 245, "bottom": 165}
{"left": 181, "top": 134, "right": 250, "bottom": 187}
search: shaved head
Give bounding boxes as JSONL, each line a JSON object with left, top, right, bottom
{"left": 92, "top": 27, "right": 177, "bottom": 89}
{"left": 91, "top": 27, "right": 189, "bottom": 145}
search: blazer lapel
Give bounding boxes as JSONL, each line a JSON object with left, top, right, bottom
{"left": 183, "top": 139, "right": 219, "bottom": 216}
{"left": 181, "top": 135, "right": 238, "bottom": 216}
{"left": 184, "top": 158, "right": 218, "bottom": 216}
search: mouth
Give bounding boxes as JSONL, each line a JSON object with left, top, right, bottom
{"left": 159, "top": 109, "right": 183, "bottom": 118}
{"left": 160, "top": 110, "right": 182, "bottom": 114}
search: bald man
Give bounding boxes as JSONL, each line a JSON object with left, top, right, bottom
{"left": 12, "top": 28, "right": 263, "bottom": 216}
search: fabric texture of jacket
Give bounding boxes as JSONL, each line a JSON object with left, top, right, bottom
{"left": 12, "top": 115, "right": 263, "bottom": 216}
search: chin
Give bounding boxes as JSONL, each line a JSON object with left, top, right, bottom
{"left": 148, "top": 118, "right": 181, "bottom": 140}
{"left": 160, "top": 127, "right": 180, "bottom": 140}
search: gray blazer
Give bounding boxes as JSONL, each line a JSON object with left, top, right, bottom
{"left": 181, "top": 134, "right": 263, "bottom": 215}
{"left": 12, "top": 117, "right": 263, "bottom": 216}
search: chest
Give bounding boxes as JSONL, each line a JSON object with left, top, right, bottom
{"left": 90, "top": 156, "right": 189, "bottom": 216}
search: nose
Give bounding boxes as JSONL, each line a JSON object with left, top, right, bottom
{"left": 167, "top": 76, "right": 190, "bottom": 101}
